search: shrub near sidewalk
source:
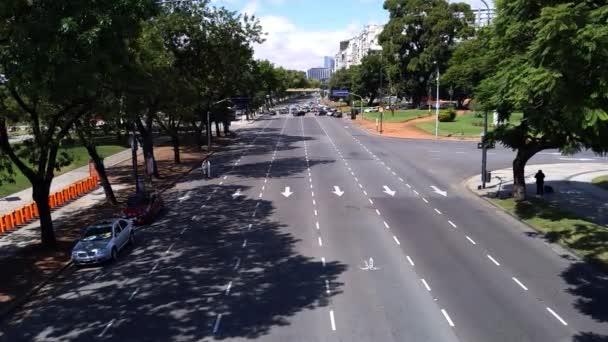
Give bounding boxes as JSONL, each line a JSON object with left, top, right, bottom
{"left": 592, "top": 176, "right": 608, "bottom": 191}
{"left": 491, "top": 197, "right": 608, "bottom": 266}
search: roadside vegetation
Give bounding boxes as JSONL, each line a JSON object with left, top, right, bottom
{"left": 362, "top": 109, "right": 431, "bottom": 123}
{"left": 416, "top": 112, "right": 523, "bottom": 137}
{"left": 592, "top": 176, "right": 608, "bottom": 191}
{"left": 492, "top": 197, "right": 608, "bottom": 266}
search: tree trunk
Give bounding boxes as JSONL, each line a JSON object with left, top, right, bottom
{"left": 32, "top": 180, "right": 56, "bottom": 248}
{"left": 87, "top": 146, "right": 117, "bottom": 205}
{"left": 215, "top": 121, "right": 221, "bottom": 138}
{"left": 512, "top": 147, "right": 539, "bottom": 201}
{"left": 172, "top": 134, "right": 181, "bottom": 164}
{"left": 223, "top": 120, "right": 230, "bottom": 135}
{"left": 140, "top": 131, "right": 159, "bottom": 178}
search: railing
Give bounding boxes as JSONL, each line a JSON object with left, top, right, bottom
{"left": 0, "top": 175, "right": 100, "bottom": 233}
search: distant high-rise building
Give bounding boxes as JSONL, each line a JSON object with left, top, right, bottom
{"left": 324, "top": 56, "right": 335, "bottom": 71}
{"left": 306, "top": 67, "right": 331, "bottom": 82}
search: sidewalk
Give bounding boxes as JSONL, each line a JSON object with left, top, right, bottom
{"left": 466, "top": 163, "right": 608, "bottom": 226}
{"left": 0, "top": 148, "right": 134, "bottom": 216}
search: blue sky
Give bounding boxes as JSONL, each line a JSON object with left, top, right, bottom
{"left": 211, "top": 0, "right": 493, "bottom": 71}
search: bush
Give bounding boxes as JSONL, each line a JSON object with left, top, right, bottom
{"left": 439, "top": 108, "right": 457, "bottom": 122}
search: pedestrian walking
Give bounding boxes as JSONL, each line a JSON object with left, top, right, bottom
{"left": 535, "top": 170, "right": 545, "bottom": 196}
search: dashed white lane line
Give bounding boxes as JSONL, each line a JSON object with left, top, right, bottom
{"left": 407, "top": 255, "right": 415, "bottom": 266}
{"left": 248, "top": 223, "right": 253, "bottom": 231}
{"left": 399, "top": 177, "right": 404, "bottom": 182}
{"left": 329, "top": 310, "right": 337, "bottom": 331}
{"left": 316, "top": 222, "right": 320, "bottom": 230}
{"left": 441, "top": 309, "right": 455, "bottom": 327}
{"left": 233, "top": 258, "right": 241, "bottom": 271}
{"left": 363, "top": 190, "right": 368, "bottom": 196}
{"left": 213, "top": 314, "right": 223, "bottom": 334}
{"left": 368, "top": 199, "right": 374, "bottom": 205}
{"left": 252, "top": 209, "right": 257, "bottom": 217}
{"left": 262, "top": 186, "right": 265, "bottom": 191}
{"left": 242, "top": 239, "right": 248, "bottom": 248}
{"left": 487, "top": 254, "right": 501, "bottom": 266}
{"left": 375, "top": 209, "right": 381, "bottom": 216}
{"left": 422, "top": 198, "right": 429, "bottom": 204}
{"left": 223, "top": 176, "right": 228, "bottom": 180}
{"left": 393, "top": 235, "right": 401, "bottom": 245}
{"left": 406, "top": 184, "right": 412, "bottom": 188}
{"left": 318, "top": 237, "right": 323, "bottom": 246}
{"left": 512, "top": 277, "right": 528, "bottom": 291}
{"left": 448, "top": 221, "right": 457, "bottom": 228}
{"left": 310, "top": 184, "right": 313, "bottom": 189}
{"left": 225, "top": 281, "right": 233, "bottom": 295}
{"left": 128, "top": 288, "right": 139, "bottom": 301}
{"left": 313, "top": 199, "right": 317, "bottom": 206}
{"left": 264, "top": 179, "right": 267, "bottom": 183}
{"left": 421, "top": 279, "right": 431, "bottom": 292}
{"left": 219, "top": 182, "right": 224, "bottom": 185}
{"left": 314, "top": 210, "right": 318, "bottom": 216}
{"left": 392, "top": 171, "right": 397, "bottom": 176}
{"left": 98, "top": 319, "right": 115, "bottom": 337}
{"left": 354, "top": 177, "right": 359, "bottom": 182}
{"left": 434, "top": 208, "right": 442, "bottom": 215}
{"left": 413, "top": 190, "right": 419, "bottom": 196}
{"left": 546, "top": 307, "right": 568, "bottom": 326}
{"left": 321, "top": 257, "right": 326, "bottom": 267}
{"left": 466, "top": 236, "right": 477, "bottom": 245}
{"left": 358, "top": 183, "right": 363, "bottom": 188}
{"left": 383, "top": 221, "right": 390, "bottom": 229}
{"left": 325, "top": 279, "right": 331, "bottom": 294}
{"left": 312, "top": 191, "right": 315, "bottom": 197}
{"left": 166, "top": 243, "right": 174, "bottom": 254}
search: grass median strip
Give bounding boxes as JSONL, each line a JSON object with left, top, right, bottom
{"left": 362, "top": 109, "right": 431, "bottom": 123}
{"left": 491, "top": 197, "right": 608, "bottom": 265}
{"left": 592, "top": 175, "right": 608, "bottom": 191}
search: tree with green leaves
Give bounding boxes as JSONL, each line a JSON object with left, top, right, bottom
{"left": 352, "top": 53, "right": 386, "bottom": 106}
{"left": 0, "top": 0, "right": 154, "bottom": 247}
{"left": 379, "top": 0, "right": 474, "bottom": 107}
{"left": 477, "top": 0, "right": 608, "bottom": 200}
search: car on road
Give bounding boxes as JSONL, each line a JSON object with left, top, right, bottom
{"left": 294, "top": 110, "right": 306, "bottom": 116}
{"left": 333, "top": 111, "right": 343, "bottom": 118}
{"left": 364, "top": 107, "right": 379, "bottom": 113}
{"left": 317, "top": 109, "right": 327, "bottom": 116}
{"left": 123, "top": 192, "right": 164, "bottom": 225}
{"left": 72, "top": 219, "right": 134, "bottom": 265}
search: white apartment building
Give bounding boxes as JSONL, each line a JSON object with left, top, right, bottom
{"left": 334, "top": 24, "right": 384, "bottom": 71}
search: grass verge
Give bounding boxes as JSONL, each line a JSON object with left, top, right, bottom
{"left": 362, "top": 109, "right": 431, "bottom": 123}
{"left": 416, "top": 112, "right": 523, "bottom": 137}
{"left": 0, "top": 145, "right": 127, "bottom": 198}
{"left": 592, "top": 175, "right": 608, "bottom": 191}
{"left": 491, "top": 197, "right": 608, "bottom": 265}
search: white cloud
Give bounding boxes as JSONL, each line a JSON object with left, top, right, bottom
{"left": 254, "top": 15, "right": 359, "bottom": 71}
{"left": 241, "top": 0, "right": 258, "bottom": 16}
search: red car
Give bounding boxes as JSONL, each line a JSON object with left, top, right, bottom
{"left": 123, "top": 192, "right": 164, "bottom": 225}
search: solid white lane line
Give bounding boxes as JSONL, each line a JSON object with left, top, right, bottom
{"left": 487, "top": 254, "right": 501, "bottom": 266}
{"left": 234, "top": 258, "right": 241, "bottom": 270}
{"left": 512, "top": 277, "right": 528, "bottom": 291}
{"left": 546, "top": 307, "right": 568, "bottom": 326}
{"left": 466, "top": 236, "right": 477, "bottom": 245}
{"left": 407, "top": 256, "right": 415, "bottom": 266}
{"left": 329, "top": 310, "right": 337, "bottom": 331}
{"left": 321, "top": 257, "right": 326, "bottom": 267}
{"left": 369, "top": 199, "right": 374, "bottom": 205}
{"left": 423, "top": 198, "right": 429, "bottom": 204}
{"left": 316, "top": 222, "right": 320, "bottom": 230}
{"left": 166, "top": 243, "right": 174, "bottom": 254}
{"left": 434, "top": 208, "right": 442, "bottom": 215}
{"left": 421, "top": 279, "right": 431, "bottom": 291}
{"left": 325, "top": 279, "right": 331, "bottom": 294}
{"left": 375, "top": 209, "right": 381, "bottom": 216}
{"left": 242, "top": 239, "right": 248, "bottom": 248}
{"left": 318, "top": 237, "right": 323, "bottom": 247}
{"left": 383, "top": 221, "right": 390, "bottom": 229}
{"left": 129, "top": 288, "right": 139, "bottom": 301}
{"left": 448, "top": 221, "right": 457, "bottom": 228}
{"left": 213, "top": 314, "right": 223, "bottom": 334}
{"left": 225, "top": 281, "right": 233, "bottom": 295}
{"left": 441, "top": 309, "right": 455, "bottom": 327}
{"left": 98, "top": 319, "right": 116, "bottom": 337}
{"left": 393, "top": 235, "right": 401, "bottom": 245}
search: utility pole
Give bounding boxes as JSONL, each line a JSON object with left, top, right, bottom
{"left": 379, "top": 52, "right": 384, "bottom": 134}
{"left": 480, "top": 0, "right": 491, "bottom": 188}
{"left": 435, "top": 61, "right": 440, "bottom": 138}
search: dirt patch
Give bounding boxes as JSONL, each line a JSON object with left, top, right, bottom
{"left": 353, "top": 110, "right": 478, "bottom": 141}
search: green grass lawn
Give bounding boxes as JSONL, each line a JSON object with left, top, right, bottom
{"left": 362, "top": 109, "right": 432, "bottom": 123}
{"left": 416, "top": 112, "right": 524, "bottom": 137}
{"left": 0, "top": 145, "right": 126, "bottom": 198}
{"left": 491, "top": 197, "right": 608, "bottom": 265}
{"left": 592, "top": 175, "right": 608, "bottom": 191}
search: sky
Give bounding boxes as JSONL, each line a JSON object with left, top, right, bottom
{"left": 210, "top": 0, "right": 494, "bottom": 71}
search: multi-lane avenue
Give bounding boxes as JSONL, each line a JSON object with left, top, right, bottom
{"left": 2, "top": 105, "right": 607, "bottom": 341}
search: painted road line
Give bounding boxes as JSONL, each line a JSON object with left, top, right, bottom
{"left": 223, "top": 176, "right": 228, "bottom": 180}
{"left": 512, "top": 277, "right": 528, "bottom": 291}
{"left": 255, "top": 202, "right": 260, "bottom": 208}
{"left": 329, "top": 310, "right": 337, "bottom": 331}
{"left": 358, "top": 183, "right": 363, "bottom": 188}
{"left": 312, "top": 191, "right": 315, "bottom": 197}
{"left": 421, "top": 279, "right": 431, "bottom": 292}
{"left": 149, "top": 262, "right": 159, "bottom": 274}
{"left": 233, "top": 258, "right": 241, "bottom": 271}
{"left": 466, "top": 236, "right": 477, "bottom": 245}
{"left": 354, "top": 177, "right": 359, "bottom": 182}
{"left": 316, "top": 222, "right": 320, "bottom": 230}
{"left": 213, "top": 314, "right": 223, "bottom": 334}
{"left": 441, "top": 309, "right": 455, "bottom": 327}
{"left": 392, "top": 171, "right": 397, "bottom": 176}
{"left": 98, "top": 319, "right": 116, "bottom": 337}
{"left": 219, "top": 182, "right": 224, "bottom": 185}
{"left": 313, "top": 199, "right": 317, "bottom": 206}
{"left": 325, "top": 279, "right": 331, "bottom": 294}
{"left": 406, "top": 184, "right": 412, "bottom": 188}
{"left": 248, "top": 224, "right": 253, "bottom": 231}
{"left": 487, "top": 254, "right": 501, "bottom": 266}
{"left": 407, "top": 256, "right": 415, "bottom": 266}
{"left": 242, "top": 239, "right": 248, "bottom": 248}
{"left": 262, "top": 186, "right": 265, "bottom": 191}
{"left": 363, "top": 190, "right": 368, "bottom": 196}
{"left": 264, "top": 179, "right": 267, "bottom": 183}
{"left": 376, "top": 209, "right": 381, "bottom": 216}
{"left": 434, "top": 208, "right": 442, "bottom": 215}
{"left": 321, "top": 257, "right": 326, "bottom": 267}
{"left": 252, "top": 209, "right": 257, "bottom": 217}
{"left": 383, "top": 221, "right": 390, "bottom": 229}
{"left": 129, "top": 288, "right": 139, "bottom": 301}
{"left": 310, "top": 184, "right": 313, "bottom": 189}
{"left": 315, "top": 210, "right": 318, "bottom": 216}
{"left": 393, "top": 235, "right": 401, "bottom": 245}
{"left": 448, "top": 221, "right": 457, "bottom": 228}
{"left": 422, "top": 198, "right": 429, "bottom": 204}
{"left": 318, "top": 237, "right": 323, "bottom": 247}
{"left": 225, "top": 281, "right": 233, "bottom": 295}
{"left": 413, "top": 190, "right": 419, "bottom": 196}
{"left": 546, "top": 307, "right": 568, "bottom": 326}
{"left": 166, "top": 243, "right": 174, "bottom": 254}
{"left": 369, "top": 199, "right": 374, "bottom": 205}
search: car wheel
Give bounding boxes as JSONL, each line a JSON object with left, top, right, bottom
{"left": 111, "top": 247, "right": 118, "bottom": 262}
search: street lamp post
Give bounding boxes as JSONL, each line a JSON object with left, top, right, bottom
{"left": 480, "top": 0, "right": 491, "bottom": 188}
{"left": 434, "top": 61, "right": 440, "bottom": 138}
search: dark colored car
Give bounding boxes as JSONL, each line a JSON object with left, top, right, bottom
{"left": 318, "top": 110, "right": 327, "bottom": 116}
{"left": 333, "top": 111, "right": 343, "bottom": 118}
{"left": 294, "top": 110, "right": 306, "bottom": 116}
{"left": 123, "top": 192, "right": 164, "bottom": 225}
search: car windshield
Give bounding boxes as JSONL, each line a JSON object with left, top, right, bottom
{"left": 82, "top": 224, "right": 113, "bottom": 241}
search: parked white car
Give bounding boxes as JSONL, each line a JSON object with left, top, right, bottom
{"left": 364, "top": 107, "right": 379, "bottom": 113}
{"left": 72, "top": 218, "right": 134, "bottom": 265}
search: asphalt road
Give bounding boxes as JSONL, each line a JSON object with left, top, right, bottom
{"left": 1, "top": 109, "right": 607, "bottom": 342}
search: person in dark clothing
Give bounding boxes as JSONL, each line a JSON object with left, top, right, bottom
{"left": 535, "top": 170, "right": 546, "bottom": 195}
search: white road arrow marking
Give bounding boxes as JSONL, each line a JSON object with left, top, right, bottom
{"left": 281, "top": 186, "right": 293, "bottom": 198}
{"left": 431, "top": 186, "right": 447, "bottom": 197}
{"left": 332, "top": 186, "right": 344, "bottom": 197}
{"left": 383, "top": 185, "right": 396, "bottom": 197}
{"left": 231, "top": 189, "right": 242, "bottom": 199}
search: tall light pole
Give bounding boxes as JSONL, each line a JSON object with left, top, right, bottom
{"left": 434, "top": 61, "right": 440, "bottom": 138}
{"left": 480, "top": 0, "right": 491, "bottom": 188}
{"left": 350, "top": 92, "right": 364, "bottom": 117}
